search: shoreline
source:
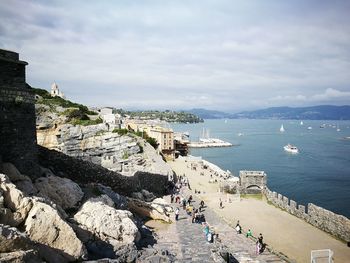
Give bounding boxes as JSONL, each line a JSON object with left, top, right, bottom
{"left": 169, "top": 157, "right": 350, "bottom": 263}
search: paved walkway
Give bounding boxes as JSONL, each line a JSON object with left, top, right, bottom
{"left": 153, "top": 193, "right": 287, "bottom": 263}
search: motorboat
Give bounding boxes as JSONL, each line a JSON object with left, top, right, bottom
{"left": 280, "top": 124, "right": 285, "bottom": 132}
{"left": 284, "top": 144, "right": 299, "bottom": 154}
{"left": 307, "top": 126, "right": 312, "bottom": 130}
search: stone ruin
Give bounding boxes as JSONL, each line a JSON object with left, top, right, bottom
{"left": 0, "top": 49, "right": 40, "bottom": 177}
{"left": 239, "top": 170, "right": 267, "bottom": 194}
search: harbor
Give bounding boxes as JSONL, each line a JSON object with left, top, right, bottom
{"left": 188, "top": 128, "right": 233, "bottom": 148}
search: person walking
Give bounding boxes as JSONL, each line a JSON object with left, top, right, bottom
{"left": 175, "top": 208, "right": 179, "bottom": 221}
{"left": 246, "top": 229, "right": 252, "bottom": 238}
{"left": 219, "top": 198, "right": 223, "bottom": 209}
{"left": 235, "top": 221, "right": 241, "bottom": 234}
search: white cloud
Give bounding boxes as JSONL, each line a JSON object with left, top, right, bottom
{"left": 1, "top": 0, "right": 350, "bottom": 111}
{"left": 311, "top": 88, "right": 350, "bottom": 101}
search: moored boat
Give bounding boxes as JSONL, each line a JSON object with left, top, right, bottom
{"left": 284, "top": 144, "right": 299, "bottom": 154}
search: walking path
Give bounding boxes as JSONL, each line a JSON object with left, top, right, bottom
{"left": 169, "top": 158, "right": 350, "bottom": 262}
{"left": 153, "top": 192, "right": 286, "bottom": 262}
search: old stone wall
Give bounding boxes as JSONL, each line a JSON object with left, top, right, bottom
{"left": 264, "top": 187, "right": 350, "bottom": 242}
{"left": 38, "top": 145, "right": 170, "bottom": 196}
{"left": 0, "top": 49, "right": 39, "bottom": 177}
{"left": 239, "top": 171, "right": 267, "bottom": 194}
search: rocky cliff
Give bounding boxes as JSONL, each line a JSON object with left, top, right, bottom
{"left": 36, "top": 103, "right": 173, "bottom": 178}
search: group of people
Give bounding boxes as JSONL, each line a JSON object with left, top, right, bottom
{"left": 236, "top": 221, "right": 265, "bottom": 254}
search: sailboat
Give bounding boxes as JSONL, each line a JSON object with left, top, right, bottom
{"left": 280, "top": 124, "right": 285, "bottom": 132}
{"left": 300, "top": 121, "right": 303, "bottom": 125}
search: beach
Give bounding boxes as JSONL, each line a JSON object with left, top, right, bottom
{"left": 169, "top": 157, "right": 350, "bottom": 263}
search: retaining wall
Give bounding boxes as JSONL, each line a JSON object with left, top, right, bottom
{"left": 38, "top": 145, "right": 170, "bottom": 196}
{"left": 264, "top": 187, "right": 350, "bottom": 242}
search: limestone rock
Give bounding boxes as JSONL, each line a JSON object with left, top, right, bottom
{"left": 141, "top": 189, "right": 156, "bottom": 202}
{"left": 25, "top": 201, "right": 86, "bottom": 261}
{"left": 1, "top": 163, "right": 27, "bottom": 182}
{"left": 127, "top": 198, "right": 172, "bottom": 223}
{"left": 0, "top": 174, "right": 33, "bottom": 226}
{"left": 15, "top": 179, "right": 37, "bottom": 196}
{"left": 74, "top": 198, "right": 140, "bottom": 246}
{"left": 0, "top": 250, "right": 41, "bottom": 263}
{"left": 89, "top": 194, "right": 115, "bottom": 208}
{"left": 34, "top": 175, "right": 84, "bottom": 210}
{"left": 0, "top": 224, "right": 33, "bottom": 253}
{"left": 96, "top": 184, "right": 128, "bottom": 210}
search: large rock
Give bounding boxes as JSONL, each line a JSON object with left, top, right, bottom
{"left": 34, "top": 175, "right": 84, "bottom": 210}
{"left": 96, "top": 184, "right": 128, "bottom": 210}
{"left": 0, "top": 224, "right": 33, "bottom": 253}
{"left": 127, "top": 198, "right": 172, "bottom": 223}
{"left": 25, "top": 201, "right": 86, "bottom": 261}
{"left": 0, "top": 250, "right": 41, "bottom": 263}
{"left": 74, "top": 197, "right": 140, "bottom": 248}
{"left": 0, "top": 174, "right": 33, "bottom": 226}
{"left": 1, "top": 163, "right": 27, "bottom": 182}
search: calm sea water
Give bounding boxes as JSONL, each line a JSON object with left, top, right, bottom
{"left": 171, "top": 119, "right": 350, "bottom": 218}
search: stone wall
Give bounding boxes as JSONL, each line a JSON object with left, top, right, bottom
{"left": 0, "top": 49, "right": 39, "bottom": 177}
{"left": 38, "top": 145, "right": 170, "bottom": 196}
{"left": 264, "top": 187, "right": 350, "bottom": 242}
{"left": 239, "top": 170, "right": 267, "bottom": 194}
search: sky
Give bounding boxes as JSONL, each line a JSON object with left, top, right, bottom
{"left": 1, "top": 0, "right": 350, "bottom": 112}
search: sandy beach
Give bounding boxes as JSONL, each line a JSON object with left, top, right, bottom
{"left": 169, "top": 157, "right": 350, "bottom": 263}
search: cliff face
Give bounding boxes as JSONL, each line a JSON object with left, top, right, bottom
{"left": 36, "top": 114, "right": 173, "bottom": 178}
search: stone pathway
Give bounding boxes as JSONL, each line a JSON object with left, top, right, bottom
{"left": 153, "top": 194, "right": 288, "bottom": 263}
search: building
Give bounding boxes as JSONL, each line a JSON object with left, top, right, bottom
{"left": 99, "top": 107, "right": 122, "bottom": 128}
{"left": 147, "top": 126, "right": 175, "bottom": 161}
{"left": 50, "top": 82, "right": 65, "bottom": 99}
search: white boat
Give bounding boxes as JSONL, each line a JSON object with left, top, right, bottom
{"left": 300, "top": 121, "right": 304, "bottom": 125}
{"left": 284, "top": 144, "right": 299, "bottom": 154}
{"left": 280, "top": 124, "right": 285, "bottom": 132}
{"left": 238, "top": 133, "right": 243, "bottom": 136}
{"left": 307, "top": 126, "right": 312, "bottom": 130}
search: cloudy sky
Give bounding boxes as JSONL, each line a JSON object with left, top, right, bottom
{"left": 1, "top": 0, "right": 350, "bottom": 111}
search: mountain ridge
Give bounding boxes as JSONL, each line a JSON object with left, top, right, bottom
{"left": 187, "top": 105, "right": 350, "bottom": 120}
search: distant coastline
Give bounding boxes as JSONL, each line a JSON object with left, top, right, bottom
{"left": 188, "top": 105, "right": 350, "bottom": 120}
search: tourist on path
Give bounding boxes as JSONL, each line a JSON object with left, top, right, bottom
{"left": 235, "top": 221, "right": 241, "bottom": 234}
{"left": 246, "top": 229, "right": 252, "bottom": 238}
{"left": 170, "top": 194, "right": 174, "bottom": 203}
{"left": 175, "top": 208, "right": 179, "bottom": 221}
{"left": 219, "top": 198, "right": 223, "bottom": 209}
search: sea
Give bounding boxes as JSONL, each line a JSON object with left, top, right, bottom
{"left": 170, "top": 119, "right": 350, "bottom": 218}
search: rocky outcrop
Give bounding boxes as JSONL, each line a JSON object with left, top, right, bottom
{"left": 74, "top": 197, "right": 140, "bottom": 247}
{"left": 34, "top": 175, "right": 84, "bottom": 209}
{"left": 132, "top": 189, "right": 156, "bottom": 202}
{"left": 0, "top": 174, "right": 33, "bottom": 226}
{"left": 127, "top": 198, "right": 173, "bottom": 223}
{"left": 36, "top": 121, "right": 173, "bottom": 178}
{"left": 0, "top": 224, "right": 34, "bottom": 253}
{"left": 96, "top": 184, "right": 128, "bottom": 210}
{"left": 1, "top": 163, "right": 37, "bottom": 196}
{"left": 25, "top": 201, "right": 86, "bottom": 261}
{"left": 0, "top": 249, "right": 41, "bottom": 263}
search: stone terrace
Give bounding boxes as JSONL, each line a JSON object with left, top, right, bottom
{"left": 153, "top": 193, "right": 288, "bottom": 263}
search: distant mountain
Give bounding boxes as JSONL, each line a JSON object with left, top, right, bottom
{"left": 187, "top": 108, "right": 234, "bottom": 119}
{"left": 232, "top": 105, "right": 350, "bottom": 120}
{"left": 188, "top": 105, "right": 350, "bottom": 120}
